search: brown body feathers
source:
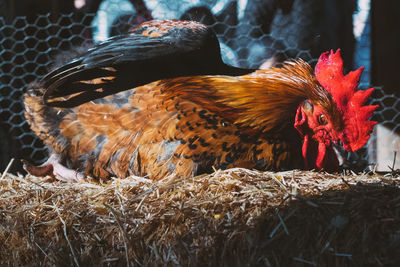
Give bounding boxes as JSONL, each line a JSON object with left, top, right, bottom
{"left": 25, "top": 59, "right": 334, "bottom": 180}
{"left": 24, "top": 20, "right": 377, "bottom": 181}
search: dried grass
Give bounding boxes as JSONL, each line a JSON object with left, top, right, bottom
{"left": 1, "top": 168, "right": 400, "bottom": 266}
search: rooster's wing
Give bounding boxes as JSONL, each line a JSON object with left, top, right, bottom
{"left": 43, "top": 20, "right": 253, "bottom": 108}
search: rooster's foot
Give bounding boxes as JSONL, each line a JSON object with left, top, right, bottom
{"left": 23, "top": 154, "right": 83, "bottom": 182}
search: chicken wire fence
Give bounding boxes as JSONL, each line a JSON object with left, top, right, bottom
{"left": 0, "top": 0, "right": 395, "bottom": 173}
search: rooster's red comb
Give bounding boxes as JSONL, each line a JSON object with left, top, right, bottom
{"left": 315, "top": 49, "right": 378, "bottom": 152}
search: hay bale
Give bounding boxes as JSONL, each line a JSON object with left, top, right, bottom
{"left": 1, "top": 168, "right": 400, "bottom": 266}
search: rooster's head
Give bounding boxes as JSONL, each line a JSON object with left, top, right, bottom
{"left": 294, "top": 49, "right": 378, "bottom": 171}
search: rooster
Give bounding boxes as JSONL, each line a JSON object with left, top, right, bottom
{"left": 24, "top": 20, "right": 378, "bottom": 181}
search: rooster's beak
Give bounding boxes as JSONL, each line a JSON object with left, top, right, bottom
{"left": 332, "top": 141, "right": 345, "bottom": 166}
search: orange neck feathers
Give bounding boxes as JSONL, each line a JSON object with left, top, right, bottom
{"left": 161, "top": 59, "right": 335, "bottom": 135}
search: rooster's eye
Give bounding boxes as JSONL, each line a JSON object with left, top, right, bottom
{"left": 319, "top": 114, "right": 328, "bottom": 125}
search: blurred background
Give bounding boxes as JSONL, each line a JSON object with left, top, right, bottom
{"left": 0, "top": 0, "right": 398, "bottom": 173}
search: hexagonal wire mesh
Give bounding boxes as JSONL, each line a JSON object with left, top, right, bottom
{"left": 0, "top": 12, "right": 95, "bottom": 171}
{"left": 0, "top": 0, "right": 394, "bottom": 173}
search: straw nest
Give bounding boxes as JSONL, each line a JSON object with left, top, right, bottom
{"left": 1, "top": 165, "right": 400, "bottom": 266}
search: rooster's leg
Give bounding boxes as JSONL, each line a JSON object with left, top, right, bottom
{"left": 23, "top": 154, "right": 83, "bottom": 182}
